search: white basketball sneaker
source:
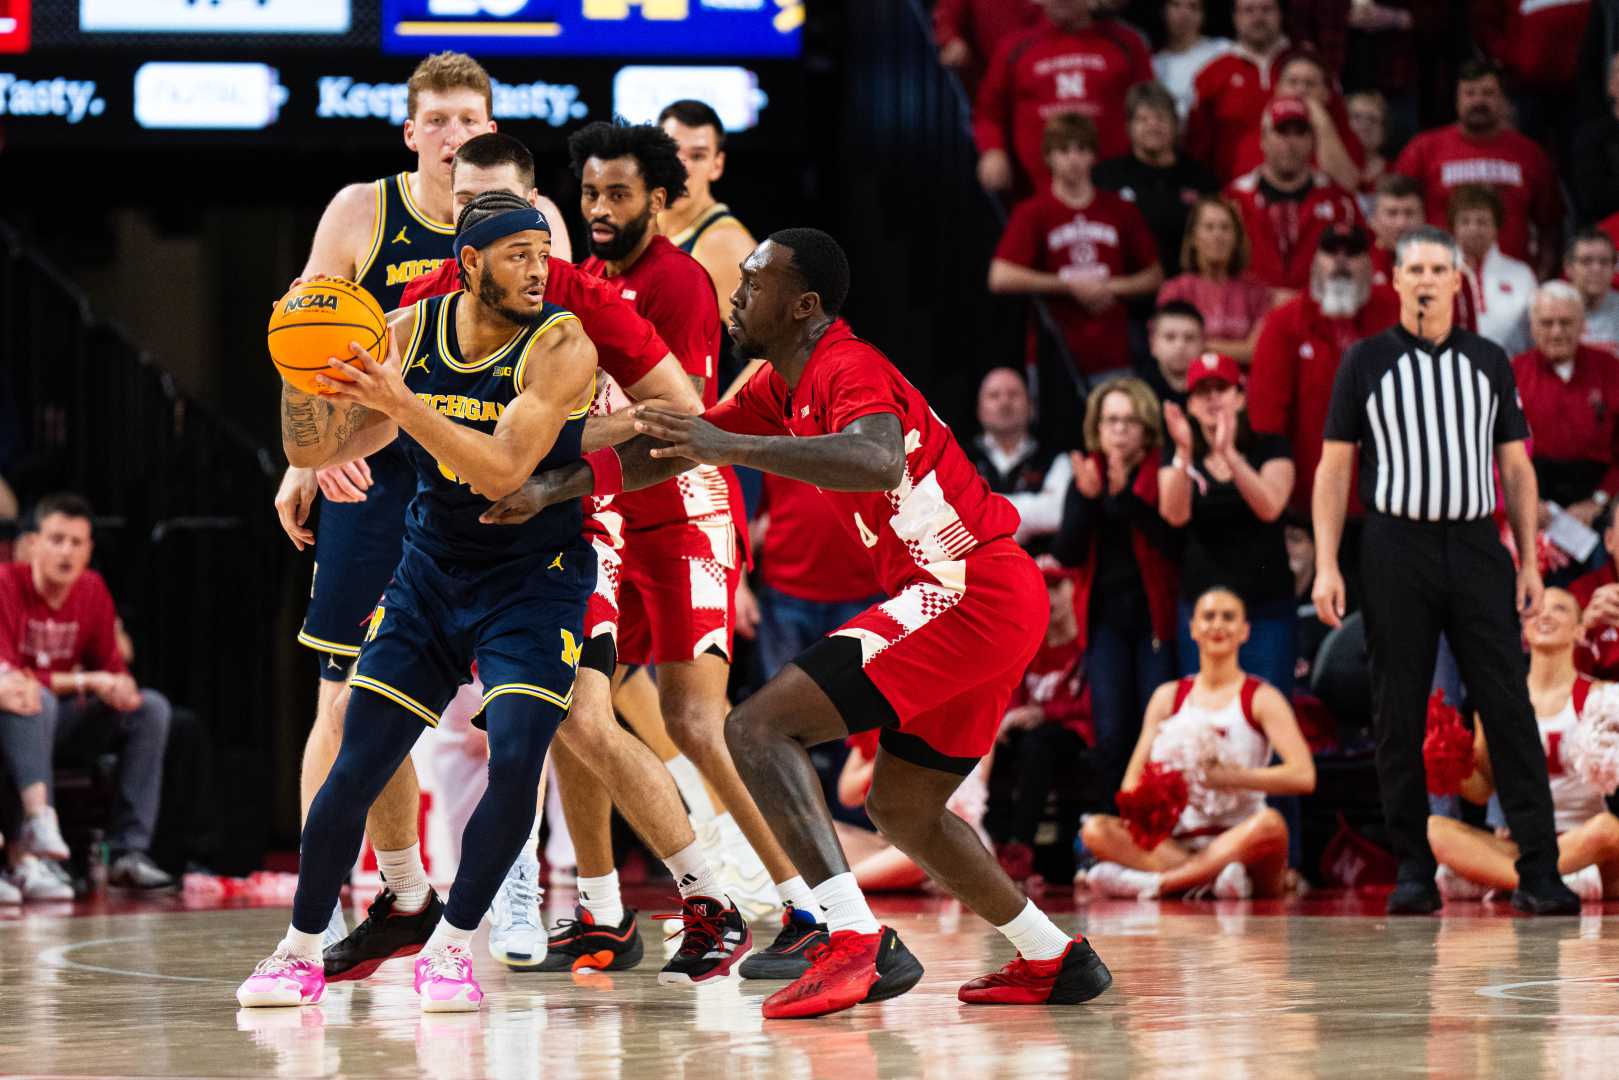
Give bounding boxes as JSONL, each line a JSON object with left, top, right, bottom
{"left": 488, "top": 846, "right": 546, "bottom": 970}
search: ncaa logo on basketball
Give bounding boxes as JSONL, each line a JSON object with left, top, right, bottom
{"left": 282, "top": 293, "right": 339, "bottom": 314}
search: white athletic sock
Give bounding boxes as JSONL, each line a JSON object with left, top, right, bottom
{"left": 775, "top": 875, "right": 824, "bottom": 922}
{"left": 996, "top": 899, "right": 1074, "bottom": 962}
{"left": 664, "top": 840, "right": 727, "bottom": 903}
{"left": 811, "top": 872, "right": 880, "bottom": 935}
{"left": 666, "top": 754, "right": 717, "bottom": 823}
{"left": 281, "top": 926, "right": 324, "bottom": 962}
{"left": 376, "top": 843, "right": 430, "bottom": 913}
{"left": 426, "top": 918, "right": 476, "bottom": 950}
{"left": 578, "top": 870, "right": 625, "bottom": 927}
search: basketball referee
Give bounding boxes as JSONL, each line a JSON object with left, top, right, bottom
{"left": 1311, "top": 225, "right": 1578, "bottom": 916}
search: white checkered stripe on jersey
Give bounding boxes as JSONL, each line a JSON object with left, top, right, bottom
{"left": 833, "top": 559, "right": 966, "bottom": 666}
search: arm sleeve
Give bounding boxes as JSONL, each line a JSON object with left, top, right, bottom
{"left": 1491, "top": 347, "right": 1531, "bottom": 443}
{"left": 1245, "top": 312, "right": 1296, "bottom": 436}
{"left": 703, "top": 365, "right": 787, "bottom": 438}
{"left": 1322, "top": 341, "right": 1366, "bottom": 443}
{"left": 0, "top": 575, "right": 23, "bottom": 671}
{"left": 549, "top": 261, "right": 670, "bottom": 388}
{"left": 994, "top": 198, "right": 1043, "bottom": 268}
{"left": 82, "top": 577, "right": 127, "bottom": 676}
{"left": 973, "top": 36, "right": 1016, "bottom": 154}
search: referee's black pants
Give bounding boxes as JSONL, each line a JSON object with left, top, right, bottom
{"left": 1360, "top": 514, "right": 1560, "bottom": 882}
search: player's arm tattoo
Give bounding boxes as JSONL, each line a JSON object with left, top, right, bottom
{"left": 280, "top": 385, "right": 373, "bottom": 463}
{"left": 280, "top": 388, "right": 329, "bottom": 449}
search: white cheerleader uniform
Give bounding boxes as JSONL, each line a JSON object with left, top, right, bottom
{"left": 1540, "top": 675, "right": 1608, "bottom": 836}
{"left": 1151, "top": 676, "right": 1272, "bottom": 849}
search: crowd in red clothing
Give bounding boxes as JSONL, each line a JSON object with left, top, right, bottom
{"left": 938, "top": 0, "right": 1619, "bottom": 884}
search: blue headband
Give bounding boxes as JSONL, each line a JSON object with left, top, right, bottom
{"left": 456, "top": 207, "right": 551, "bottom": 257}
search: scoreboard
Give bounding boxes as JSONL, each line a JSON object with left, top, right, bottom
{"left": 0, "top": 1, "right": 805, "bottom": 146}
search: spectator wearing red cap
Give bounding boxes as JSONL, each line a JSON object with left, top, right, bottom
{"left": 1185, "top": 0, "right": 1291, "bottom": 181}
{"left": 1224, "top": 98, "right": 1366, "bottom": 290}
{"left": 1571, "top": 516, "right": 1619, "bottom": 679}
{"left": 1051, "top": 377, "right": 1180, "bottom": 795}
{"left": 934, "top": 0, "right": 1043, "bottom": 99}
{"left": 990, "top": 113, "right": 1164, "bottom": 383}
{"left": 1393, "top": 59, "right": 1563, "bottom": 278}
{"left": 990, "top": 561, "right": 1096, "bottom": 883}
{"left": 1157, "top": 195, "right": 1277, "bottom": 362}
{"left": 1248, "top": 222, "right": 1400, "bottom": 516}
{"left": 974, "top": 0, "right": 1154, "bottom": 195}
{"left": 1513, "top": 281, "right": 1619, "bottom": 547}
{"left": 1449, "top": 184, "right": 1537, "bottom": 350}
{"left": 1160, "top": 353, "right": 1297, "bottom": 692}
{"left": 1226, "top": 50, "right": 1368, "bottom": 194}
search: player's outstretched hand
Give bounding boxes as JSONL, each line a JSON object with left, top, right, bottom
{"left": 314, "top": 338, "right": 410, "bottom": 416}
{"left": 274, "top": 467, "right": 319, "bottom": 551}
{"left": 480, "top": 475, "right": 561, "bottom": 526}
{"left": 316, "top": 460, "right": 373, "bottom": 504}
{"left": 634, "top": 406, "right": 738, "bottom": 466}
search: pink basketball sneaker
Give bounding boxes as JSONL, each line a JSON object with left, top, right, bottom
{"left": 236, "top": 948, "right": 326, "bottom": 1007}
{"left": 414, "top": 942, "right": 484, "bottom": 1013}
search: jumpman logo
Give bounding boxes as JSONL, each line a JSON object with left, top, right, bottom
{"left": 548, "top": 553, "right": 564, "bottom": 572}
{"left": 404, "top": 354, "right": 431, "bottom": 376}
{"left": 391, "top": 225, "right": 410, "bottom": 245}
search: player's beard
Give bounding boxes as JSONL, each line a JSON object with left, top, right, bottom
{"left": 589, "top": 203, "right": 654, "bottom": 262}
{"left": 478, "top": 263, "right": 543, "bottom": 328}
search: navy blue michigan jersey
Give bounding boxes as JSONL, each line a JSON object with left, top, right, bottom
{"left": 356, "top": 172, "right": 456, "bottom": 313}
{"left": 395, "top": 291, "right": 589, "bottom": 564}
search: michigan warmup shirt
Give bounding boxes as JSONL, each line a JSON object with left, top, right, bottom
{"left": 1322, "top": 323, "right": 1529, "bottom": 521}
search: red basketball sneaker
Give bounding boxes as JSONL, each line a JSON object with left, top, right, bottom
{"left": 957, "top": 937, "right": 1112, "bottom": 1005}
{"left": 761, "top": 926, "right": 924, "bottom": 1019}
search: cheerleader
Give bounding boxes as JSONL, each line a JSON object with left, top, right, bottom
{"left": 1083, "top": 587, "right": 1316, "bottom": 898}
{"left": 1429, "top": 588, "right": 1619, "bottom": 902}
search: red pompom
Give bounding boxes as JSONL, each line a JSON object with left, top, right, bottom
{"left": 1423, "top": 689, "right": 1475, "bottom": 796}
{"left": 1115, "top": 761, "right": 1190, "bottom": 851}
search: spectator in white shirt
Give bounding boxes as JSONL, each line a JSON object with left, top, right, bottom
{"left": 1448, "top": 184, "right": 1538, "bottom": 352}
{"left": 1153, "top": 0, "right": 1232, "bottom": 123}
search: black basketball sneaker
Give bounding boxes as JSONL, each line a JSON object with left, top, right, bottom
{"left": 656, "top": 896, "right": 752, "bottom": 985}
{"left": 738, "top": 904, "right": 829, "bottom": 980}
{"left": 323, "top": 888, "right": 443, "bottom": 982}
{"left": 533, "top": 905, "right": 645, "bottom": 972}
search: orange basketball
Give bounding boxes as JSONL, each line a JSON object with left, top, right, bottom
{"left": 267, "top": 278, "right": 387, "bottom": 395}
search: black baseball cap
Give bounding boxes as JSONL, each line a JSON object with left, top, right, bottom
{"left": 1318, "top": 222, "right": 1370, "bottom": 256}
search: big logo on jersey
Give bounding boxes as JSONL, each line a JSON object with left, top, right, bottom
{"left": 381, "top": 0, "right": 802, "bottom": 58}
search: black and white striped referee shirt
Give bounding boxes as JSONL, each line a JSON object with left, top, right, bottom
{"left": 1323, "top": 324, "right": 1529, "bottom": 521}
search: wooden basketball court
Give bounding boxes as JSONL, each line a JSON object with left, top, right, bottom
{"left": 2, "top": 889, "right": 1615, "bottom": 1078}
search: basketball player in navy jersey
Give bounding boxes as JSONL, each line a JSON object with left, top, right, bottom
{"left": 270, "top": 52, "right": 568, "bottom": 953}
{"left": 240, "top": 193, "right": 595, "bottom": 1013}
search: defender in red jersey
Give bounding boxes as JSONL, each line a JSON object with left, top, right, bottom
{"left": 331, "top": 134, "right": 733, "bottom": 985}
{"left": 486, "top": 229, "right": 1112, "bottom": 1016}
{"left": 555, "top": 121, "right": 811, "bottom": 984}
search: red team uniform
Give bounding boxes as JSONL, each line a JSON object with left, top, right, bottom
{"left": 579, "top": 236, "right": 746, "bottom": 665}
{"left": 705, "top": 320, "right": 1046, "bottom": 763}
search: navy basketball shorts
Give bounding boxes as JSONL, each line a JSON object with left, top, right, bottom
{"left": 350, "top": 538, "right": 595, "bottom": 730}
{"left": 297, "top": 445, "right": 415, "bottom": 680}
